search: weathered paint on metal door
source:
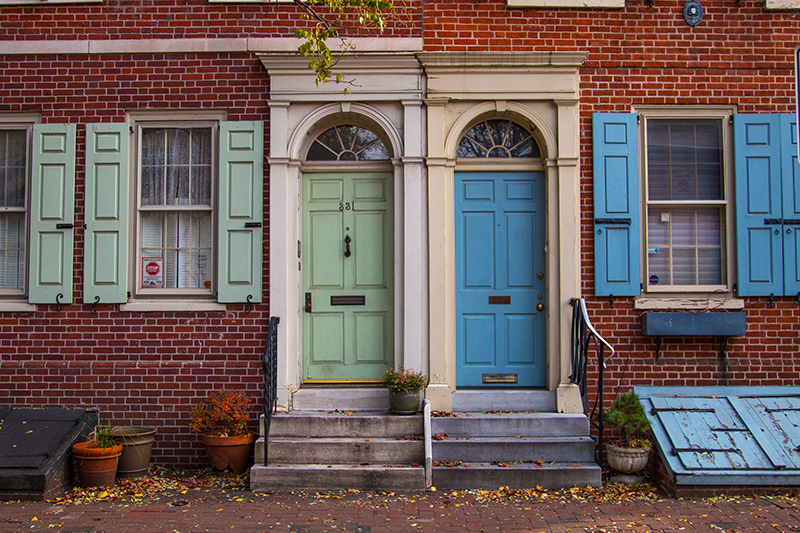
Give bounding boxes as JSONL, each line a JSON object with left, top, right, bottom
{"left": 455, "top": 171, "right": 546, "bottom": 388}
{"left": 302, "top": 172, "right": 394, "bottom": 381}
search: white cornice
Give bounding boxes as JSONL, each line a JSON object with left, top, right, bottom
{"left": 0, "top": 37, "right": 424, "bottom": 55}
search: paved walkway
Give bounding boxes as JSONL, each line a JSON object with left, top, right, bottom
{"left": 1, "top": 483, "right": 799, "bottom": 533}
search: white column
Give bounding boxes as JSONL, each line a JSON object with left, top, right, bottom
{"left": 268, "top": 101, "right": 300, "bottom": 409}
{"left": 554, "top": 98, "right": 583, "bottom": 414}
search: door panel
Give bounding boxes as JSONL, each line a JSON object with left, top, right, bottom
{"left": 455, "top": 171, "right": 546, "bottom": 388}
{"left": 303, "top": 172, "right": 394, "bottom": 381}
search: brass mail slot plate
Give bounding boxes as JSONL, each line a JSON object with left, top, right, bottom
{"left": 488, "top": 296, "right": 511, "bottom": 305}
{"left": 330, "top": 295, "right": 366, "bottom": 306}
{"left": 483, "top": 373, "right": 518, "bottom": 384}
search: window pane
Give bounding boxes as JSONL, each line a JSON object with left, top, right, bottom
{"left": 647, "top": 207, "right": 670, "bottom": 246}
{"left": 141, "top": 211, "right": 212, "bottom": 290}
{"left": 306, "top": 125, "right": 389, "bottom": 161}
{"left": 352, "top": 127, "right": 378, "bottom": 153}
{"left": 647, "top": 119, "right": 723, "bottom": 201}
{"left": 191, "top": 166, "right": 212, "bottom": 205}
{"left": 0, "top": 131, "right": 26, "bottom": 209}
{"left": 166, "top": 129, "right": 190, "bottom": 166}
{"left": 487, "top": 119, "right": 509, "bottom": 146}
{"left": 141, "top": 167, "right": 164, "bottom": 206}
{"left": 673, "top": 248, "right": 697, "bottom": 285}
{"left": 457, "top": 137, "right": 486, "bottom": 158}
{"left": 360, "top": 141, "right": 389, "bottom": 161}
{"left": 698, "top": 248, "right": 723, "bottom": 285}
{"left": 316, "top": 128, "right": 344, "bottom": 154}
{"left": 510, "top": 137, "right": 539, "bottom": 158}
{"left": 142, "top": 129, "right": 165, "bottom": 166}
{"left": 166, "top": 166, "right": 190, "bottom": 206}
{"left": 191, "top": 128, "right": 212, "bottom": 165}
{"left": 0, "top": 213, "right": 25, "bottom": 290}
{"left": 648, "top": 247, "right": 671, "bottom": 286}
{"left": 307, "top": 140, "right": 337, "bottom": 161}
{"left": 337, "top": 125, "right": 358, "bottom": 152}
{"left": 671, "top": 208, "right": 696, "bottom": 247}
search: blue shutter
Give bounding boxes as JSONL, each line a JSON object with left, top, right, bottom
{"left": 217, "top": 121, "right": 263, "bottom": 303}
{"left": 780, "top": 114, "right": 800, "bottom": 296}
{"left": 592, "top": 113, "right": 640, "bottom": 297}
{"left": 28, "top": 124, "right": 76, "bottom": 304}
{"left": 734, "top": 115, "right": 783, "bottom": 296}
{"left": 84, "top": 124, "right": 129, "bottom": 304}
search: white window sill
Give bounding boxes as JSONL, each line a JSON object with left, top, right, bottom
{"left": 764, "top": 0, "right": 800, "bottom": 9}
{"left": 507, "top": 0, "right": 624, "bottom": 7}
{"left": 634, "top": 296, "right": 744, "bottom": 311}
{"left": 0, "top": 301, "right": 37, "bottom": 313}
{"left": 120, "top": 300, "right": 227, "bottom": 313}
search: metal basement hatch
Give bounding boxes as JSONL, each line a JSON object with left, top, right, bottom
{"left": 635, "top": 386, "right": 800, "bottom": 488}
{"left": 0, "top": 408, "right": 96, "bottom": 500}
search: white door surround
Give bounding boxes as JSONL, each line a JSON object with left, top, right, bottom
{"left": 260, "top": 54, "right": 427, "bottom": 408}
{"left": 418, "top": 52, "right": 587, "bottom": 413}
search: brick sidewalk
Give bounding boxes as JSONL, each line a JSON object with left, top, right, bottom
{"left": 0, "top": 486, "right": 798, "bottom": 533}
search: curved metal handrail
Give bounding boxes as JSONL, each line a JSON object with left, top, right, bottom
{"left": 570, "top": 298, "right": 613, "bottom": 466}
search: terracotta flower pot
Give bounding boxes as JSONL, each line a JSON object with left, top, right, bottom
{"left": 388, "top": 390, "right": 421, "bottom": 415}
{"left": 110, "top": 426, "right": 157, "bottom": 479}
{"left": 72, "top": 441, "right": 123, "bottom": 488}
{"left": 606, "top": 442, "right": 650, "bottom": 474}
{"left": 202, "top": 433, "right": 257, "bottom": 475}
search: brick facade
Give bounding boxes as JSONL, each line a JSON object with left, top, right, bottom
{"left": 2, "top": 0, "right": 800, "bottom": 470}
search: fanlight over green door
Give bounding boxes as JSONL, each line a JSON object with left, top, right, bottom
{"left": 302, "top": 125, "right": 394, "bottom": 382}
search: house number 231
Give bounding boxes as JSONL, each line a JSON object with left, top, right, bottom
{"left": 339, "top": 202, "right": 353, "bottom": 211}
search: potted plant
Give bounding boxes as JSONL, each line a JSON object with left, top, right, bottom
{"left": 381, "top": 366, "right": 428, "bottom": 415}
{"left": 110, "top": 425, "right": 157, "bottom": 479}
{"left": 72, "top": 424, "right": 123, "bottom": 488}
{"left": 190, "top": 389, "right": 256, "bottom": 474}
{"left": 604, "top": 391, "right": 652, "bottom": 475}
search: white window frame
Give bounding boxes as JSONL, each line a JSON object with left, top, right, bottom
{"left": 633, "top": 106, "right": 742, "bottom": 309}
{"left": 127, "top": 110, "right": 225, "bottom": 303}
{"left": 0, "top": 114, "right": 39, "bottom": 311}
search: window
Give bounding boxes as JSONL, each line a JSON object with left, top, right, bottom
{"left": 137, "top": 125, "right": 215, "bottom": 295}
{"left": 83, "top": 116, "right": 263, "bottom": 310}
{"left": 592, "top": 108, "right": 736, "bottom": 303}
{"left": 644, "top": 117, "right": 727, "bottom": 290}
{"left": 0, "top": 128, "right": 27, "bottom": 294}
{"left": 457, "top": 119, "right": 540, "bottom": 158}
{"left": 306, "top": 125, "right": 389, "bottom": 161}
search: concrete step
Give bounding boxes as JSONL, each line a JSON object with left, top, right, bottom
{"left": 432, "top": 461, "right": 602, "bottom": 490}
{"left": 451, "top": 390, "right": 556, "bottom": 412}
{"left": 431, "top": 412, "right": 589, "bottom": 438}
{"left": 259, "top": 437, "right": 424, "bottom": 464}
{"left": 432, "top": 436, "right": 596, "bottom": 463}
{"left": 291, "top": 388, "right": 390, "bottom": 411}
{"left": 250, "top": 463, "right": 426, "bottom": 491}
{"left": 261, "top": 411, "right": 423, "bottom": 438}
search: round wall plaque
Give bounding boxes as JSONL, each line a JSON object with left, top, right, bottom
{"left": 683, "top": 0, "right": 704, "bottom": 27}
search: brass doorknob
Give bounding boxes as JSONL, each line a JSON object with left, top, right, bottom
{"left": 537, "top": 303, "right": 544, "bottom": 311}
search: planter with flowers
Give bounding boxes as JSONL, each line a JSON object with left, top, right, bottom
{"left": 190, "top": 389, "right": 256, "bottom": 474}
{"left": 381, "top": 366, "right": 428, "bottom": 415}
{"left": 604, "top": 391, "right": 652, "bottom": 476}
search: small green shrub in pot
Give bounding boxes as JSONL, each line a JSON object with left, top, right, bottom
{"left": 605, "top": 391, "right": 651, "bottom": 448}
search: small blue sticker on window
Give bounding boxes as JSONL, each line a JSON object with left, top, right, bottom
{"left": 649, "top": 275, "right": 659, "bottom": 285}
{"left": 648, "top": 248, "right": 660, "bottom": 254}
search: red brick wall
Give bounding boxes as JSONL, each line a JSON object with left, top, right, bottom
{"left": 0, "top": 0, "right": 421, "bottom": 39}
{"left": 423, "top": 0, "right": 800, "bottom": 403}
{"left": 0, "top": 53, "right": 271, "bottom": 468}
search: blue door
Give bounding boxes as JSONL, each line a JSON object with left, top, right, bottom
{"left": 455, "top": 171, "right": 546, "bottom": 388}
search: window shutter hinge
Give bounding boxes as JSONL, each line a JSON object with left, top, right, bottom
{"left": 733, "top": 283, "right": 738, "bottom": 295}
{"left": 640, "top": 282, "right": 643, "bottom": 290}
{"left": 636, "top": 115, "right": 641, "bottom": 124}
{"left": 129, "top": 126, "right": 133, "bottom": 134}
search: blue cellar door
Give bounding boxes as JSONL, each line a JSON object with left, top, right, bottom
{"left": 455, "top": 171, "right": 546, "bottom": 388}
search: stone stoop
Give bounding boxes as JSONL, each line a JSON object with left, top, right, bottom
{"left": 250, "top": 410, "right": 426, "bottom": 491}
{"left": 431, "top": 412, "right": 602, "bottom": 489}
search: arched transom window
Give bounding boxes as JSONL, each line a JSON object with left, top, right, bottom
{"left": 457, "top": 119, "right": 541, "bottom": 158}
{"left": 307, "top": 125, "right": 390, "bottom": 161}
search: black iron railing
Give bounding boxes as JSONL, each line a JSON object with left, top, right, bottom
{"left": 262, "top": 316, "right": 280, "bottom": 466}
{"left": 570, "top": 298, "right": 613, "bottom": 466}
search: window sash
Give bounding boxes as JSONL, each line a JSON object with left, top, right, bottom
{"left": 136, "top": 124, "right": 216, "bottom": 296}
{"left": 643, "top": 115, "right": 730, "bottom": 292}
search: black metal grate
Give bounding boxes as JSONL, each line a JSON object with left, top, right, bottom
{"left": 262, "top": 316, "right": 280, "bottom": 466}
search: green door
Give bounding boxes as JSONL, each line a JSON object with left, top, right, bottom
{"left": 303, "top": 172, "right": 394, "bottom": 382}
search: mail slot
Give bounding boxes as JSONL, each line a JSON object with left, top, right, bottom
{"left": 330, "top": 295, "right": 366, "bottom": 306}
{"left": 488, "top": 296, "right": 511, "bottom": 305}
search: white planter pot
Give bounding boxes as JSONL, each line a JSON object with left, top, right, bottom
{"left": 606, "top": 442, "right": 650, "bottom": 474}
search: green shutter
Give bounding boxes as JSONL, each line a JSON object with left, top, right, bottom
{"left": 84, "top": 123, "right": 129, "bottom": 304}
{"left": 217, "top": 121, "right": 264, "bottom": 303}
{"left": 28, "top": 124, "right": 77, "bottom": 304}
{"left": 592, "top": 113, "right": 641, "bottom": 297}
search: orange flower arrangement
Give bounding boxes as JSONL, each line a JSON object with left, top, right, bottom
{"left": 189, "top": 389, "right": 254, "bottom": 437}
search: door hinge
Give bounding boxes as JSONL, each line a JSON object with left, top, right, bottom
{"left": 297, "top": 240, "right": 302, "bottom": 259}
